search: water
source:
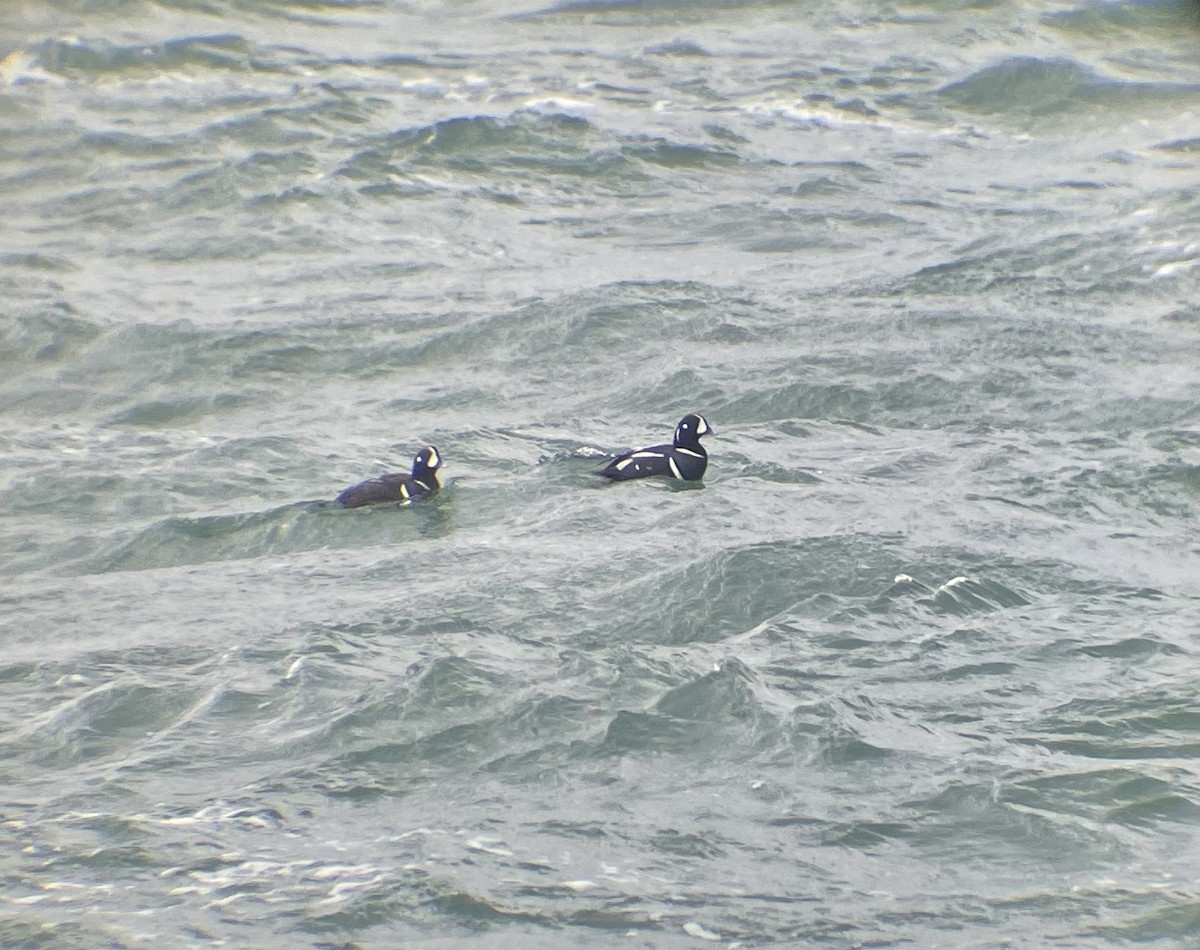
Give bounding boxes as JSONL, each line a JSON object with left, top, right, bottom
{"left": 2, "top": 0, "right": 1200, "bottom": 946}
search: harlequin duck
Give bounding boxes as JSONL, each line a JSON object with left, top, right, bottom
{"left": 336, "top": 445, "right": 442, "bottom": 508}
{"left": 597, "top": 414, "right": 713, "bottom": 481}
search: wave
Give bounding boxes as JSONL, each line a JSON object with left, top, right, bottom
{"left": 939, "top": 56, "right": 1200, "bottom": 122}
{"left": 336, "top": 111, "right": 694, "bottom": 197}
{"left": 33, "top": 34, "right": 262, "bottom": 78}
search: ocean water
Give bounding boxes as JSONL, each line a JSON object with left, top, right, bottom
{"left": 2, "top": 0, "right": 1200, "bottom": 946}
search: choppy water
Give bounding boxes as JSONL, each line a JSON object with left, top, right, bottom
{"left": 3, "top": 0, "right": 1200, "bottom": 946}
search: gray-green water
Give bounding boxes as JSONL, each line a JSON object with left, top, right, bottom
{"left": 3, "top": 0, "right": 1200, "bottom": 946}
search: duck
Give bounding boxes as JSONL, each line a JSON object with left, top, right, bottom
{"left": 336, "top": 445, "right": 442, "bottom": 508}
{"left": 597, "top": 414, "right": 713, "bottom": 482}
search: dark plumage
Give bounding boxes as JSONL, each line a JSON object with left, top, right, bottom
{"left": 336, "top": 445, "right": 442, "bottom": 508}
{"left": 597, "top": 414, "right": 713, "bottom": 482}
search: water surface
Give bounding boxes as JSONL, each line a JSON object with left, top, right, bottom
{"left": 2, "top": 0, "right": 1200, "bottom": 946}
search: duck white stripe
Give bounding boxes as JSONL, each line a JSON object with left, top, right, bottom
{"left": 668, "top": 457, "right": 683, "bottom": 479}
{"left": 675, "top": 447, "right": 704, "bottom": 458}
